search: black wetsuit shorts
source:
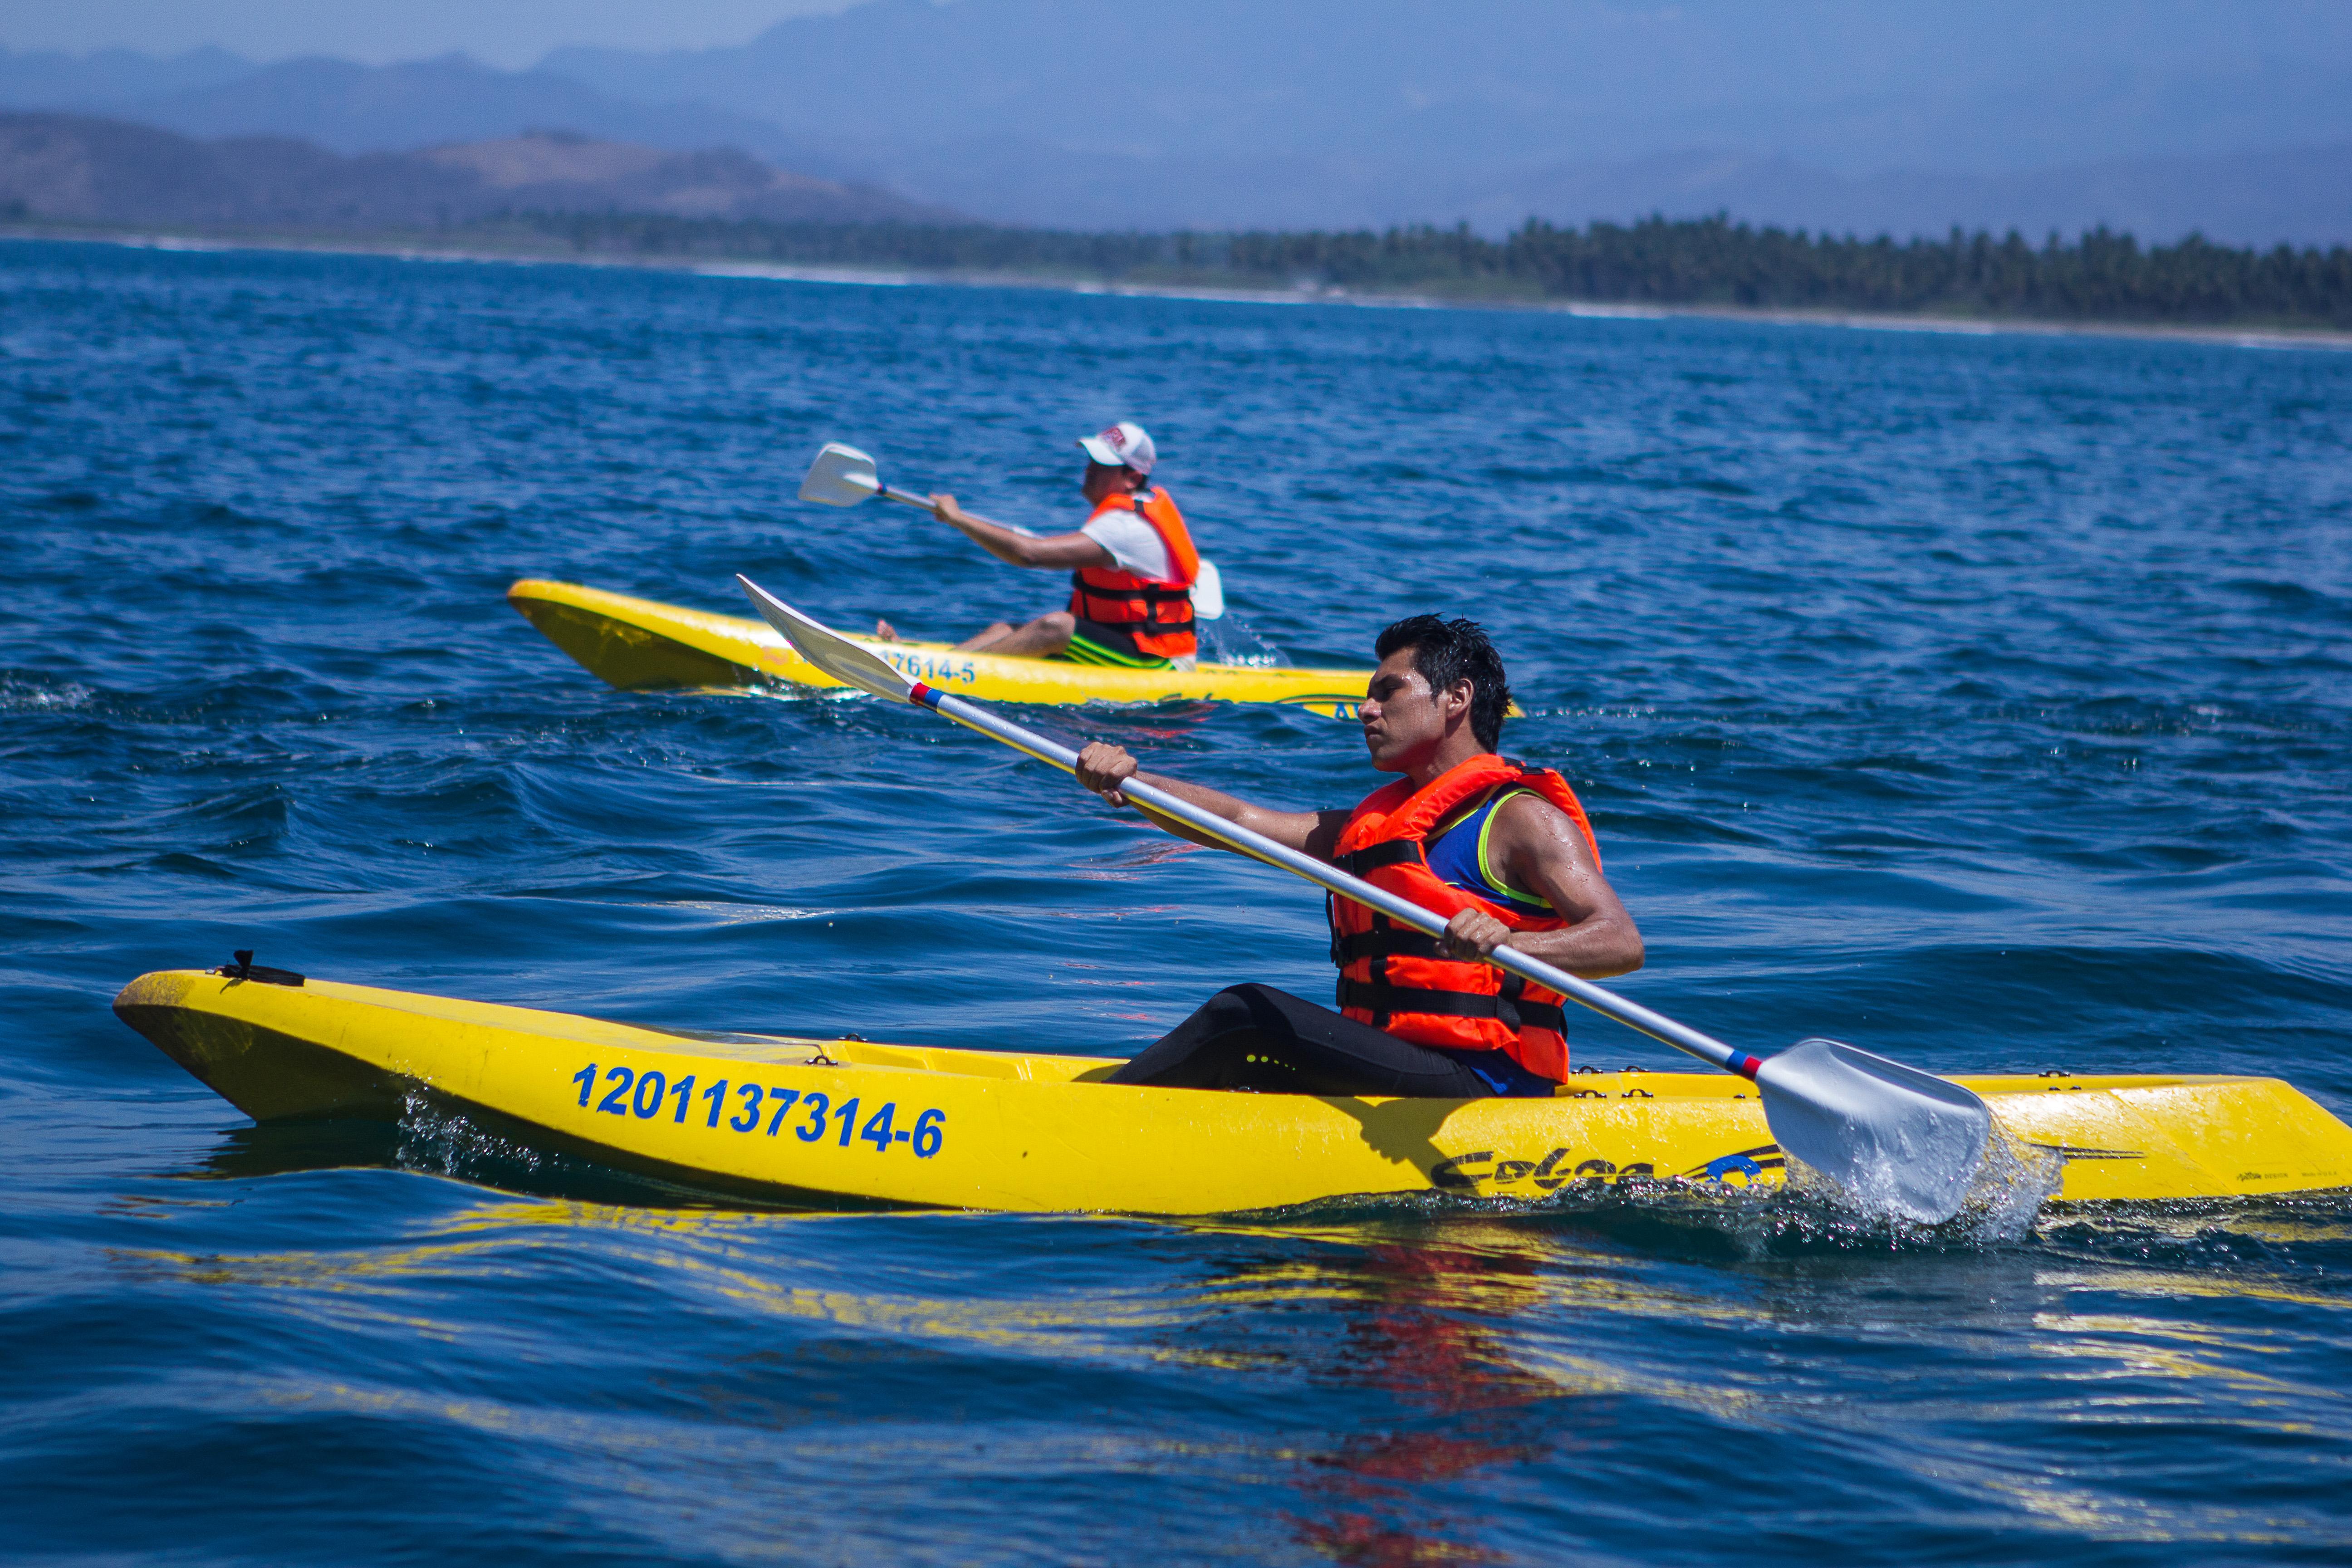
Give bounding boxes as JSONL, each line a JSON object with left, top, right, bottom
{"left": 1105, "top": 984, "right": 1560, "bottom": 1098}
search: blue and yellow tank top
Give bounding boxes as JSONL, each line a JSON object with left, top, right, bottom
{"left": 1422, "top": 788, "right": 1553, "bottom": 915}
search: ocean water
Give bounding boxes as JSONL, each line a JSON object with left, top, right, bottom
{"left": 5, "top": 238, "right": 2352, "bottom": 1564}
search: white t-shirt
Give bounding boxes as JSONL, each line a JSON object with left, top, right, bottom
{"left": 1079, "top": 507, "right": 1175, "bottom": 582}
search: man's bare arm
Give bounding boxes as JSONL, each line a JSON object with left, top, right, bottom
{"left": 1074, "top": 742, "right": 1348, "bottom": 858}
{"left": 930, "top": 493, "right": 1113, "bottom": 570}
{"left": 1436, "top": 794, "right": 1644, "bottom": 978}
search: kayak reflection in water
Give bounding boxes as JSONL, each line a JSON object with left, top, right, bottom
{"left": 1077, "top": 615, "right": 1643, "bottom": 1098}
{"left": 873, "top": 420, "right": 1204, "bottom": 671}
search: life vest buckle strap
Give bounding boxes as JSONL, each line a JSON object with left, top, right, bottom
{"left": 1338, "top": 979, "right": 1507, "bottom": 1021}
{"left": 1337, "top": 980, "right": 1567, "bottom": 1037}
{"left": 1332, "top": 928, "right": 1448, "bottom": 965}
{"left": 1515, "top": 1002, "right": 1567, "bottom": 1034}
{"left": 1333, "top": 840, "right": 1424, "bottom": 878}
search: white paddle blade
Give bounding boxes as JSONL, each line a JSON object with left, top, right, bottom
{"left": 1754, "top": 1038, "right": 1993, "bottom": 1224}
{"left": 799, "top": 442, "right": 882, "bottom": 506}
{"left": 1191, "top": 558, "right": 1226, "bottom": 621}
{"left": 735, "top": 576, "right": 913, "bottom": 703}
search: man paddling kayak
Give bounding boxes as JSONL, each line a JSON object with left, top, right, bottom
{"left": 1074, "top": 615, "right": 1643, "bottom": 1098}
{"left": 876, "top": 421, "right": 1203, "bottom": 670}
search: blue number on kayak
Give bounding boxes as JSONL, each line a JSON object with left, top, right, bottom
{"left": 571, "top": 1063, "right": 943, "bottom": 1157}
{"left": 911, "top": 1108, "right": 944, "bottom": 1158}
{"left": 795, "top": 1092, "right": 829, "bottom": 1142}
{"left": 632, "top": 1071, "right": 666, "bottom": 1119}
{"left": 883, "top": 651, "right": 977, "bottom": 686}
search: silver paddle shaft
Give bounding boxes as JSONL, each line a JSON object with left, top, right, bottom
{"left": 917, "top": 686, "right": 1751, "bottom": 1078}
{"left": 874, "top": 485, "right": 1027, "bottom": 535}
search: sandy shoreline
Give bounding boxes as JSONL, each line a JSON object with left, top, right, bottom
{"left": 11, "top": 222, "right": 2351, "bottom": 353}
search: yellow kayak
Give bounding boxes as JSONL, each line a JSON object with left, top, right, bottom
{"left": 116, "top": 967, "right": 2352, "bottom": 1214}
{"left": 509, "top": 578, "right": 1376, "bottom": 718}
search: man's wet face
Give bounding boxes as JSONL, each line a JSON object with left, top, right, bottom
{"left": 1359, "top": 648, "right": 1448, "bottom": 769}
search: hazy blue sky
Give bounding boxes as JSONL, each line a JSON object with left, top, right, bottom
{"left": 0, "top": 1, "right": 857, "bottom": 69}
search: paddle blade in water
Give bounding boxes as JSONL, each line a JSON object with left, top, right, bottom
{"left": 735, "top": 576, "right": 913, "bottom": 702}
{"left": 799, "top": 443, "right": 882, "bottom": 506}
{"left": 1754, "top": 1038, "right": 1993, "bottom": 1224}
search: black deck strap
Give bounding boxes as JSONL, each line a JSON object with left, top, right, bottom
{"left": 216, "top": 950, "right": 305, "bottom": 987}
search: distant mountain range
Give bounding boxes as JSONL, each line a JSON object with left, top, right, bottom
{"left": 0, "top": 114, "right": 951, "bottom": 229}
{"left": 4, "top": 0, "right": 2351, "bottom": 243}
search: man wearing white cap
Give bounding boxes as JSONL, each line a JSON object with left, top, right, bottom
{"left": 878, "top": 420, "right": 1204, "bottom": 670}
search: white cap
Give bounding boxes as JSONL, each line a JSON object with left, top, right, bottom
{"left": 1078, "top": 420, "right": 1156, "bottom": 475}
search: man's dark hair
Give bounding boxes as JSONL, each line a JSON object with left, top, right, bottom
{"left": 1375, "top": 615, "right": 1511, "bottom": 750}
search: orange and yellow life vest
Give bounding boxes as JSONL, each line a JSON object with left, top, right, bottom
{"left": 1327, "top": 752, "right": 1601, "bottom": 1081}
{"left": 1067, "top": 488, "right": 1200, "bottom": 659}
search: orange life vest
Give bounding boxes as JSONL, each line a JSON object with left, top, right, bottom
{"left": 1328, "top": 753, "right": 1602, "bottom": 1081}
{"left": 1067, "top": 488, "right": 1200, "bottom": 659}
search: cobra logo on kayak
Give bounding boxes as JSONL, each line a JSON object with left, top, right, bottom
{"left": 1431, "top": 1147, "right": 1579, "bottom": 1192}
{"left": 1427, "top": 1144, "right": 1785, "bottom": 1192}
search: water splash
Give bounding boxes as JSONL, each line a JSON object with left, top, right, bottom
{"left": 0, "top": 674, "right": 94, "bottom": 712}
{"left": 1770, "top": 1123, "right": 2063, "bottom": 1249}
{"left": 1217, "top": 1130, "right": 2064, "bottom": 1257}
{"left": 394, "top": 1087, "right": 552, "bottom": 1186}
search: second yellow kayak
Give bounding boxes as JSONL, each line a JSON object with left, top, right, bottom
{"left": 509, "top": 578, "right": 1376, "bottom": 718}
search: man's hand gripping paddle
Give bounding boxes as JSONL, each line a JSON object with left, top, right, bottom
{"left": 736, "top": 576, "right": 1992, "bottom": 1223}
{"left": 795, "top": 443, "right": 1225, "bottom": 620}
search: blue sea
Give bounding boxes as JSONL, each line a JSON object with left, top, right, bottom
{"left": 5, "top": 239, "right": 2352, "bottom": 1564}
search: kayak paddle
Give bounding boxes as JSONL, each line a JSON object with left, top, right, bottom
{"left": 799, "top": 441, "right": 936, "bottom": 511}
{"left": 734, "top": 575, "right": 1993, "bottom": 1223}
{"left": 794, "top": 442, "right": 1226, "bottom": 621}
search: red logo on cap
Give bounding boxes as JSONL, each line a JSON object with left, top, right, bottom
{"left": 1101, "top": 426, "right": 1126, "bottom": 449}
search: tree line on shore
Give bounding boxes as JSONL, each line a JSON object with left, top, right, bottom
{"left": 506, "top": 211, "right": 2349, "bottom": 326}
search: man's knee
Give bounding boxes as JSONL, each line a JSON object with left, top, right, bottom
{"left": 1210, "top": 983, "right": 1313, "bottom": 1030}
{"left": 1037, "top": 610, "right": 1075, "bottom": 637}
